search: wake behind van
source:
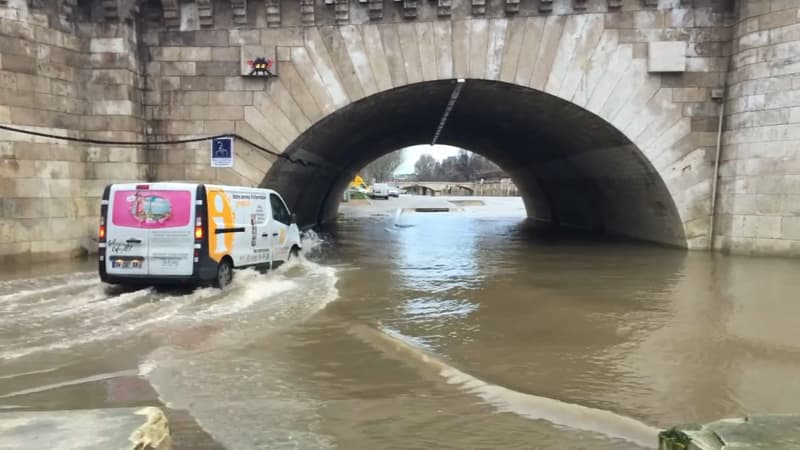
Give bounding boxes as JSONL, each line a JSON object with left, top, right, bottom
{"left": 98, "top": 182, "right": 302, "bottom": 288}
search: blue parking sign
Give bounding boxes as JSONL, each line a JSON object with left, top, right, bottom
{"left": 211, "top": 137, "right": 234, "bottom": 168}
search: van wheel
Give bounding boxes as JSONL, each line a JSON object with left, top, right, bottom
{"left": 215, "top": 259, "right": 233, "bottom": 289}
{"left": 289, "top": 246, "right": 300, "bottom": 260}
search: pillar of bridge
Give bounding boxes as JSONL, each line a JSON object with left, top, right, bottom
{"left": 714, "top": 0, "right": 800, "bottom": 255}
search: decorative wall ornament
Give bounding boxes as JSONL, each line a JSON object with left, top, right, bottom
{"left": 472, "top": 0, "right": 486, "bottom": 16}
{"left": 403, "top": 0, "right": 417, "bottom": 18}
{"left": 505, "top": 0, "right": 520, "bottom": 15}
{"left": 161, "top": 0, "right": 179, "bottom": 28}
{"left": 335, "top": 0, "right": 349, "bottom": 25}
{"left": 266, "top": 0, "right": 280, "bottom": 27}
{"left": 437, "top": 0, "right": 452, "bottom": 17}
{"left": 368, "top": 0, "right": 383, "bottom": 21}
{"left": 231, "top": 0, "right": 247, "bottom": 25}
{"left": 300, "top": 0, "right": 315, "bottom": 26}
{"left": 241, "top": 46, "right": 277, "bottom": 78}
{"left": 197, "top": 0, "right": 213, "bottom": 27}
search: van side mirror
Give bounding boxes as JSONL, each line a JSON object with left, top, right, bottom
{"left": 290, "top": 212, "right": 297, "bottom": 224}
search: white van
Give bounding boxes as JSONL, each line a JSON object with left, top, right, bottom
{"left": 98, "top": 182, "right": 302, "bottom": 288}
{"left": 371, "top": 183, "right": 390, "bottom": 200}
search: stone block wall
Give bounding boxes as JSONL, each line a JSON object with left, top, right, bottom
{"left": 141, "top": 21, "right": 297, "bottom": 188}
{"left": 141, "top": 0, "right": 734, "bottom": 250}
{"left": 549, "top": 2, "right": 734, "bottom": 249}
{"left": 2, "top": 0, "right": 800, "bottom": 258}
{"left": 0, "top": 3, "right": 146, "bottom": 261}
{"left": 716, "top": 0, "right": 800, "bottom": 255}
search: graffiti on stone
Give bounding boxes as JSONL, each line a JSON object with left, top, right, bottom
{"left": 240, "top": 45, "right": 277, "bottom": 77}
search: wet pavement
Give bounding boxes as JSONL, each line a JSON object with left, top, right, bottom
{"left": 3, "top": 196, "right": 800, "bottom": 449}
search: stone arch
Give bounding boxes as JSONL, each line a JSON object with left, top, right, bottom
{"left": 401, "top": 185, "right": 437, "bottom": 196}
{"left": 262, "top": 78, "right": 686, "bottom": 247}
{"left": 454, "top": 185, "right": 474, "bottom": 195}
{"left": 196, "top": 15, "right": 715, "bottom": 248}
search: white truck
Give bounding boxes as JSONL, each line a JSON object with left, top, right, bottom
{"left": 371, "top": 183, "right": 390, "bottom": 200}
{"left": 98, "top": 182, "right": 302, "bottom": 288}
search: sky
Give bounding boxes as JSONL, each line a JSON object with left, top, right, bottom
{"left": 393, "top": 144, "right": 462, "bottom": 175}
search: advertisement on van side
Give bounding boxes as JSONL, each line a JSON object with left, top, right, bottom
{"left": 112, "top": 190, "right": 192, "bottom": 229}
{"left": 206, "top": 188, "right": 271, "bottom": 265}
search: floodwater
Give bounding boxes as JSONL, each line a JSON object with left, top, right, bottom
{"left": 3, "top": 196, "right": 800, "bottom": 449}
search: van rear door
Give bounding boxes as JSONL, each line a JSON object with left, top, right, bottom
{"left": 105, "top": 183, "right": 195, "bottom": 277}
{"left": 145, "top": 184, "right": 195, "bottom": 276}
{"left": 106, "top": 184, "right": 151, "bottom": 276}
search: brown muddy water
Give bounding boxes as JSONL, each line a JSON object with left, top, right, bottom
{"left": 2, "top": 196, "right": 800, "bottom": 449}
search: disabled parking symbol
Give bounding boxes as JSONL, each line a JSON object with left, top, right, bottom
{"left": 211, "top": 137, "right": 234, "bottom": 168}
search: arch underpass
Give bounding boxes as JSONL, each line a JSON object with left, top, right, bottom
{"left": 263, "top": 79, "right": 687, "bottom": 248}
{"left": 401, "top": 185, "right": 437, "bottom": 197}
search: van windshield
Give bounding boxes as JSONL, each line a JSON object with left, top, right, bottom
{"left": 111, "top": 190, "right": 192, "bottom": 228}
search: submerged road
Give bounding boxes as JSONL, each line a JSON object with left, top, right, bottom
{"left": 3, "top": 196, "right": 800, "bottom": 449}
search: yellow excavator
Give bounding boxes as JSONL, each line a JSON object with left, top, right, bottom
{"left": 344, "top": 174, "right": 369, "bottom": 202}
{"left": 350, "top": 175, "right": 367, "bottom": 191}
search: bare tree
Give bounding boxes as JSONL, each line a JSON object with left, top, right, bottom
{"left": 414, "top": 154, "right": 438, "bottom": 180}
{"left": 413, "top": 150, "right": 503, "bottom": 181}
{"left": 361, "top": 150, "right": 405, "bottom": 183}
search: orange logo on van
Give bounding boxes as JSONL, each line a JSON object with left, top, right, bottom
{"left": 207, "top": 189, "right": 235, "bottom": 262}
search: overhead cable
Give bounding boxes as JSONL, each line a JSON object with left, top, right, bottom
{"left": 0, "top": 124, "right": 322, "bottom": 169}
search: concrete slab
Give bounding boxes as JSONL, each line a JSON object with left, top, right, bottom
{"left": 378, "top": 23, "right": 408, "bottom": 87}
{"left": 290, "top": 47, "right": 337, "bottom": 115}
{"left": 528, "top": 15, "right": 565, "bottom": 90}
{"left": 660, "top": 415, "right": 800, "bottom": 450}
{"left": 301, "top": 29, "right": 349, "bottom": 109}
{"left": 316, "top": 26, "right": 365, "bottom": 102}
{"left": 362, "top": 24, "right": 393, "bottom": 92}
{"left": 416, "top": 22, "right": 437, "bottom": 82}
{"left": 340, "top": 25, "right": 378, "bottom": 96}
{"left": 0, "top": 407, "right": 170, "bottom": 450}
{"left": 397, "top": 22, "right": 422, "bottom": 84}
{"left": 513, "top": 16, "right": 544, "bottom": 86}
{"left": 467, "top": 19, "right": 488, "bottom": 80}
{"left": 433, "top": 21, "right": 453, "bottom": 80}
{"left": 498, "top": 17, "right": 525, "bottom": 83}
{"left": 648, "top": 41, "right": 687, "bottom": 73}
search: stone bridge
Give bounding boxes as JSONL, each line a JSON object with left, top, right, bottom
{"left": 394, "top": 180, "right": 518, "bottom": 196}
{"left": 1, "top": 0, "right": 800, "bottom": 260}
{"left": 395, "top": 181, "right": 476, "bottom": 195}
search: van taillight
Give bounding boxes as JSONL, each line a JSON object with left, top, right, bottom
{"left": 194, "top": 217, "right": 203, "bottom": 240}
{"left": 99, "top": 225, "right": 105, "bottom": 240}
